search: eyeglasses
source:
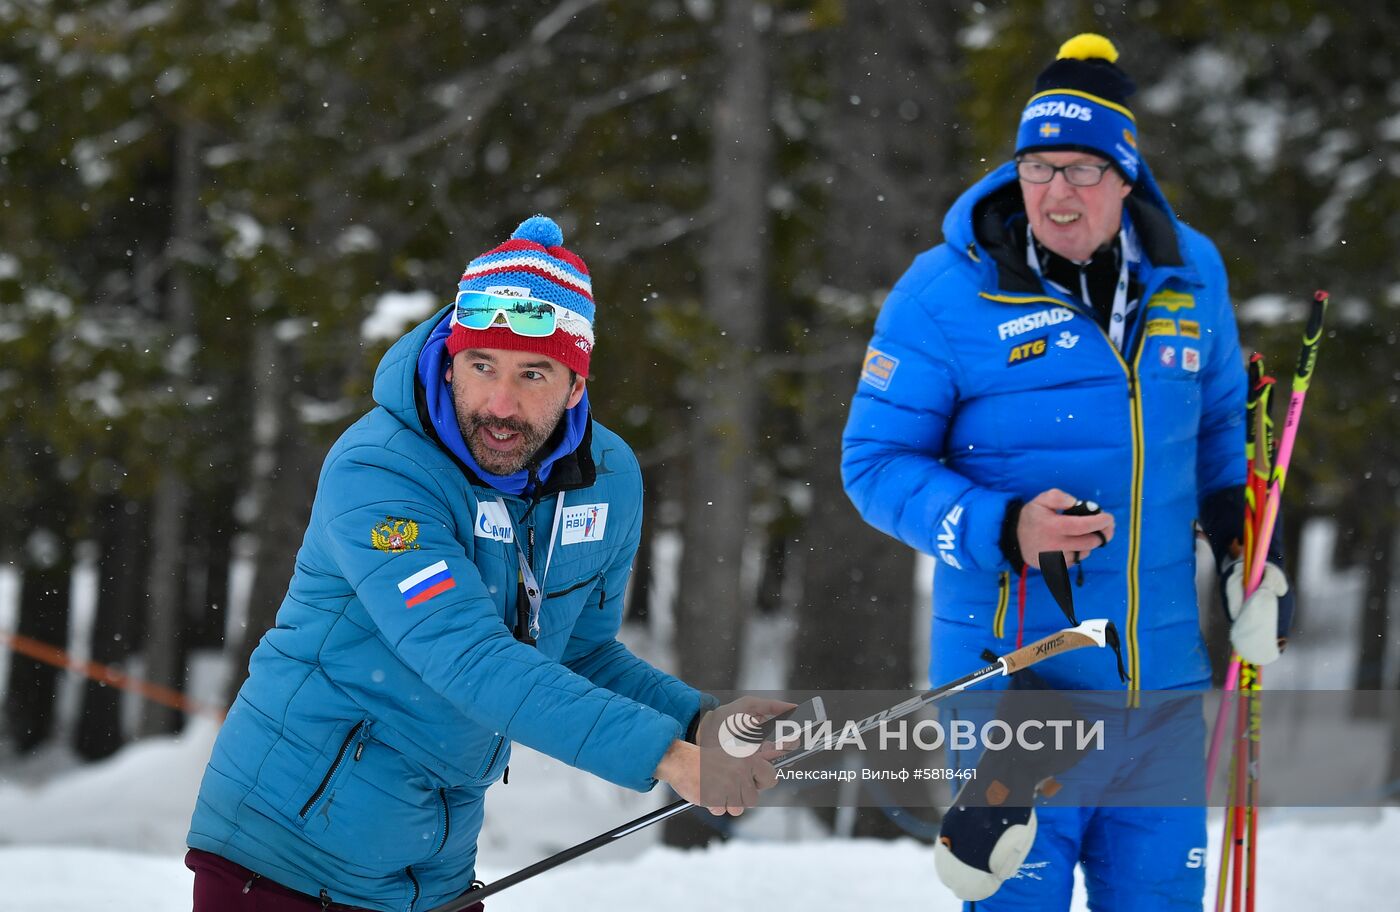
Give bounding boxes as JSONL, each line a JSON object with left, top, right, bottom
{"left": 1016, "top": 158, "right": 1114, "bottom": 187}
{"left": 452, "top": 290, "right": 559, "bottom": 337}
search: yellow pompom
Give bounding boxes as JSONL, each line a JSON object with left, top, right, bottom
{"left": 1056, "top": 33, "right": 1119, "bottom": 63}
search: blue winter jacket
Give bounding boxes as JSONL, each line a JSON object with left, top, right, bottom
{"left": 189, "top": 306, "right": 709, "bottom": 911}
{"left": 843, "top": 162, "right": 1245, "bottom": 694}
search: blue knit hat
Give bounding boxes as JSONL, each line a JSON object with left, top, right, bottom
{"left": 1015, "top": 34, "right": 1141, "bottom": 182}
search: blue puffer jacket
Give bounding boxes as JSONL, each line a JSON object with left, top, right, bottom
{"left": 189, "top": 306, "right": 708, "bottom": 912}
{"left": 843, "top": 162, "right": 1244, "bottom": 694}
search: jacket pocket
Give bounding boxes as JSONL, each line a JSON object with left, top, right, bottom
{"left": 472, "top": 734, "right": 508, "bottom": 784}
{"left": 545, "top": 572, "right": 603, "bottom": 600}
{"left": 298, "top": 720, "right": 370, "bottom": 824}
{"left": 296, "top": 727, "right": 447, "bottom": 873}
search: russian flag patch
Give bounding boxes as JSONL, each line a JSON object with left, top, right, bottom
{"left": 397, "top": 560, "right": 455, "bottom": 609}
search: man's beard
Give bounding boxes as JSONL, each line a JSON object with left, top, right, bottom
{"left": 458, "top": 406, "right": 566, "bottom": 477}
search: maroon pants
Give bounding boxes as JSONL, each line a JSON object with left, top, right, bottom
{"left": 186, "top": 849, "right": 484, "bottom": 912}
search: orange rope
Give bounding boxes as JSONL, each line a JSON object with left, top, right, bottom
{"left": 0, "top": 630, "right": 226, "bottom": 721}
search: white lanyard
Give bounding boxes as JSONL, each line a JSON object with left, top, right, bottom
{"left": 1026, "top": 225, "right": 1133, "bottom": 352}
{"left": 497, "top": 492, "right": 565, "bottom": 639}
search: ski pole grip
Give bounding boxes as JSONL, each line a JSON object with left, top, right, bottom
{"left": 999, "top": 621, "right": 1108, "bottom": 674}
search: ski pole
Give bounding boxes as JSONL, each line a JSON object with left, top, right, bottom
{"left": 1208, "top": 357, "right": 1272, "bottom": 801}
{"left": 423, "top": 619, "right": 1123, "bottom": 912}
{"left": 1244, "top": 290, "right": 1328, "bottom": 592}
{"left": 1240, "top": 365, "right": 1278, "bottom": 912}
{"left": 1206, "top": 290, "right": 1329, "bottom": 790}
{"left": 1215, "top": 356, "right": 1272, "bottom": 911}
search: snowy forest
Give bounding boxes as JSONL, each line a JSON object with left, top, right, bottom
{"left": 1, "top": 0, "right": 1398, "bottom": 885}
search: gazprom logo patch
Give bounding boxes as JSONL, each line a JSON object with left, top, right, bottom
{"left": 475, "top": 501, "right": 515, "bottom": 544}
{"left": 561, "top": 503, "right": 608, "bottom": 545}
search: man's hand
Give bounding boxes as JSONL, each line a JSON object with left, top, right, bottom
{"left": 694, "top": 696, "right": 796, "bottom": 754}
{"left": 656, "top": 696, "right": 793, "bottom": 816}
{"left": 1223, "top": 559, "right": 1289, "bottom": 665}
{"left": 1016, "top": 489, "right": 1115, "bottom": 569}
{"left": 653, "top": 739, "right": 779, "bottom": 816}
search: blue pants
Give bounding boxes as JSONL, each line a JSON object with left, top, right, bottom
{"left": 944, "top": 686, "right": 1209, "bottom": 911}
{"left": 965, "top": 804, "right": 1207, "bottom": 911}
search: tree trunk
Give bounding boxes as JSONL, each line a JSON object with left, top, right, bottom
{"left": 792, "top": 0, "right": 963, "bottom": 840}
{"left": 674, "top": 0, "right": 771, "bottom": 696}
{"left": 140, "top": 471, "right": 191, "bottom": 737}
{"left": 1352, "top": 514, "right": 1393, "bottom": 694}
{"left": 626, "top": 467, "right": 665, "bottom": 624}
{"left": 225, "top": 326, "right": 320, "bottom": 701}
{"left": 186, "top": 483, "right": 236, "bottom": 651}
{"left": 76, "top": 498, "right": 150, "bottom": 760}
{"left": 4, "top": 519, "right": 72, "bottom": 753}
{"left": 139, "top": 118, "right": 204, "bottom": 738}
{"left": 667, "top": 0, "right": 772, "bottom": 849}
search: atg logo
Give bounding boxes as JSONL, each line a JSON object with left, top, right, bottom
{"left": 1007, "top": 336, "right": 1048, "bottom": 365}
{"left": 561, "top": 503, "right": 609, "bottom": 545}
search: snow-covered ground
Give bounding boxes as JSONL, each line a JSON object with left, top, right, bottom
{"left": 0, "top": 518, "right": 1395, "bottom": 909}
{"left": 0, "top": 714, "right": 1397, "bottom": 911}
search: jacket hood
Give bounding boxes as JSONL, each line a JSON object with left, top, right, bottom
{"left": 941, "top": 159, "right": 1193, "bottom": 293}
{"left": 371, "top": 304, "right": 450, "bottom": 430}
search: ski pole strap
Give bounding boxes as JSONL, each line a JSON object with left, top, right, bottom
{"left": 1038, "top": 551, "right": 1079, "bottom": 626}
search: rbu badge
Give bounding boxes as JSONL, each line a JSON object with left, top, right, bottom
{"left": 561, "top": 503, "right": 608, "bottom": 545}
{"left": 861, "top": 348, "right": 899, "bottom": 391}
{"left": 1007, "top": 335, "right": 1048, "bottom": 366}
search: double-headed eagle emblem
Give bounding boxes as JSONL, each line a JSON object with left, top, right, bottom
{"left": 371, "top": 517, "right": 420, "bottom": 553}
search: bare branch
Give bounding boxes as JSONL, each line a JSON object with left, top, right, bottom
{"left": 354, "top": 0, "right": 606, "bottom": 174}
{"left": 533, "top": 68, "right": 684, "bottom": 174}
{"left": 531, "top": 0, "right": 607, "bottom": 44}
{"left": 594, "top": 208, "right": 714, "bottom": 262}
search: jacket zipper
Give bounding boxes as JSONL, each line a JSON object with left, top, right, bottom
{"left": 476, "top": 734, "right": 505, "bottom": 781}
{"left": 1125, "top": 371, "right": 1145, "bottom": 703}
{"left": 983, "top": 286, "right": 1152, "bottom": 696}
{"left": 1079, "top": 304, "right": 1147, "bottom": 702}
{"left": 546, "top": 571, "right": 604, "bottom": 600}
{"left": 433, "top": 788, "right": 451, "bottom": 855}
{"left": 512, "top": 482, "right": 543, "bottom": 644}
{"left": 405, "top": 866, "right": 419, "bottom": 912}
{"left": 299, "top": 721, "right": 367, "bottom": 818}
{"left": 992, "top": 572, "right": 1010, "bottom": 639}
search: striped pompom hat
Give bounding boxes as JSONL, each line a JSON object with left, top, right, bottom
{"left": 446, "top": 215, "right": 596, "bottom": 377}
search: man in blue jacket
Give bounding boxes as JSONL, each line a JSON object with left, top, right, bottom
{"left": 187, "top": 216, "right": 784, "bottom": 911}
{"left": 842, "top": 35, "right": 1292, "bottom": 910}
